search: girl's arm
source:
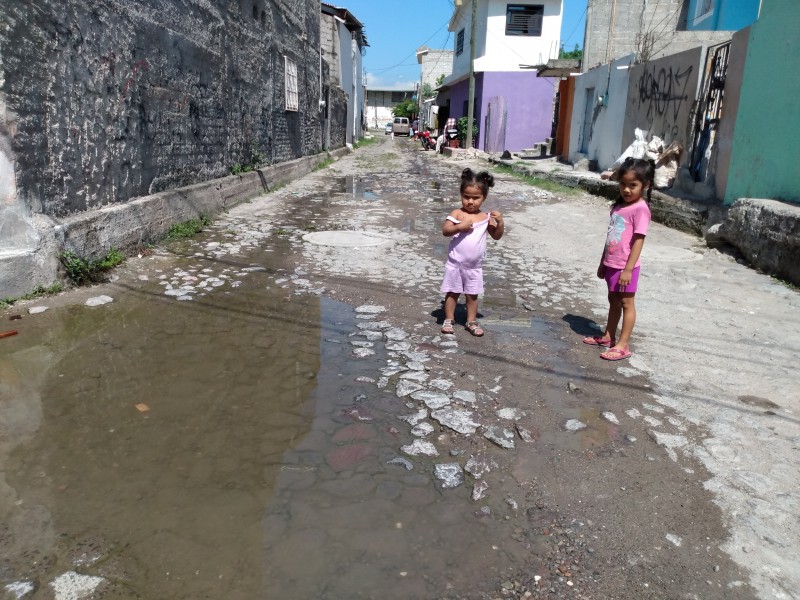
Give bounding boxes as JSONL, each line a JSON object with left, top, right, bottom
{"left": 618, "top": 234, "right": 646, "bottom": 286}
{"left": 442, "top": 210, "right": 469, "bottom": 237}
{"left": 488, "top": 210, "right": 504, "bottom": 240}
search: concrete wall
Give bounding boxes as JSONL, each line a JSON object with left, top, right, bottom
{"left": 622, "top": 47, "right": 704, "bottom": 163}
{"left": 365, "top": 89, "right": 415, "bottom": 129}
{"left": 449, "top": 72, "right": 555, "bottom": 152}
{"left": 419, "top": 49, "right": 453, "bottom": 89}
{"left": 583, "top": 0, "right": 732, "bottom": 70}
{"left": 0, "top": 0, "right": 324, "bottom": 219}
{"left": 713, "top": 28, "right": 749, "bottom": 201}
{"left": 568, "top": 55, "right": 633, "bottom": 169}
{"left": 724, "top": 0, "right": 800, "bottom": 205}
{"left": 320, "top": 13, "right": 342, "bottom": 87}
{"left": 686, "top": 0, "right": 760, "bottom": 31}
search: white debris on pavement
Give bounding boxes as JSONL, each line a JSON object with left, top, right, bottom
{"left": 84, "top": 295, "right": 113, "bottom": 307}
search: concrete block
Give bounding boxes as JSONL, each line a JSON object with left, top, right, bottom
{"left": 715, "top": 198, "right": 800, "bottom": 285}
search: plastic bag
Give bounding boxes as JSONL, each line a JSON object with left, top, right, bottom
{"left": 613, "top": 128, "right": 649, "bottom": 167}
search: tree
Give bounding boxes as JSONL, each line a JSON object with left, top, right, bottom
{"left": 420, "top": 83, "right": 435, "bottom": 100}
{"left": 435, "top": 74, "right": 445, "bottom": 87}
{"left": 392, "top": 99, "right": 418, "bottom": 119}
{"left": 559, "top": 44, "right": 583, "bottom": 61}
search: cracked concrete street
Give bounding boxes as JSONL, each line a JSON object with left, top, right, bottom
{"left": 1, "top": 136, "right": 798, "bottom": 599}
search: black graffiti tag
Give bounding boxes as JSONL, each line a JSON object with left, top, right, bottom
{"left": 638, "top": 65, "right": 693, "bottom": 121}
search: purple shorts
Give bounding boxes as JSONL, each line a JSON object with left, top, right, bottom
{"left": 604, "top": 266, "right": 640, "bottom": 293}
{"left": 441, "top": 264, "right": 484, "bottom": 295}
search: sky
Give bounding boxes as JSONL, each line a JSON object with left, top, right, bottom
{"left": 337, "top": 0, "right": 588, "bottom": 90}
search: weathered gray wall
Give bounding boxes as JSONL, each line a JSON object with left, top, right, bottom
{"left": 622, "top": 47, "right": 703, "bottom": 164}
{"left": 0, "top": 0, "right": 323, "bottom": 218}
{"left": 583, "top": 0, "right": 731, "bottom": 71}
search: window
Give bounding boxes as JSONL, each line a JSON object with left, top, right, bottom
{"left": 692, "top": 0, "right": 714, "bottom": 25}
{"left": 284, "top": 56, "right": 298, "bottom": 112}
{"left": 456, "top": 29, "right": 465, "bottom": 56}
{"left": 505, "top": 4, "right": 543, "bottom": 36}
{"left": 391, "top": 91, "right": 406, "bottom": 103}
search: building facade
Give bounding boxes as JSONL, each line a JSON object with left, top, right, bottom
{"left": 439, "top": 0, "right": 563, "bottom": 152}
{"left": 320, "top": 3, "right": 368, "bottom": 147}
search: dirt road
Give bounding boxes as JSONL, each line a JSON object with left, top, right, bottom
{"left": 1, "top": 135, "right": 796, "bottom": 599}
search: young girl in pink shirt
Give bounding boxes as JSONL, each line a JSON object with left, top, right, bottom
{"left": 584, "top": 158, "right": 654, "bottom": 360}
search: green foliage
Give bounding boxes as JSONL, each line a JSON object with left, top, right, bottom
{"left": 60, "top": 249, "right": 125, "bottom": 285}
{"left": 353, "top": 137, "right": 378, "bottom": 149}
{"left": 435, "top": 74, "right": 445, "bottom": 87}
{"left": 313, "top": 156, "right": 334, "bottom": 171}
{"left": 392, "top": 99, "right": 418, "bottom": 119}
{"left": 165, "top": 215, "right": 212, "bottom": 240}
{"left": 0, "top": 283, "right": 63, "bottom": 309}
{"left": 493, "top": 164, "right": 578, "bottom": 196}
{"left": 456, "top": 117, "right": 479, "bottom": 142}
{"left": 231, "top": 143, "right": 267, "bottom": 174}
{"left": 559, "top": 44, "right": 583, "bottom": 60}
{"left": 420, "top": 83, "right": 435, "bottom": 99}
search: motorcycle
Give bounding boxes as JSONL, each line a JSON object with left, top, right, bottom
{"left": 419, "top": 130, "right": 436, "bottom": 151}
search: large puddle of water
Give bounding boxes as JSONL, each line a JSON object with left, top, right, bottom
{"left": 0, "top": 257, "right": 549, "bottom": 599}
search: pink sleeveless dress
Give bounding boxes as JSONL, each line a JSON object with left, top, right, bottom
{"left": 440, "top": 213, "right": 490, "bottom": 295}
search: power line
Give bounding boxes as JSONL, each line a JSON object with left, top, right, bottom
{"left": 562, "top": 5, "right": 588, "bottom": 48}
{"left": 366, "top": 19, "right": 450, "bottom": 76}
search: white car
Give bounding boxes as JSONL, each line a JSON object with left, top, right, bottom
{"left": 384, "top": 122, "right": 392, "bottom": 135}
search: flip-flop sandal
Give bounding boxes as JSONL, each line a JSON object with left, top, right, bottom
{"left": 465, "top": 321, "right": 484, "bottom": 337}
{"left": 441, "top": 319, "right": 455, "bottom": 334}
{"left": 600, "top": 347, "right": 632, "bottom": 361}
{"left": 583, "top": 336, "right": 614, "bottom": 347}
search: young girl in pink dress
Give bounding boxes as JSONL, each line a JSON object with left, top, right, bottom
{"left": 583, "top": 157, "right": 654, "bottom": 360}
{"left": 440, "top": 168, "right": 505, "bottom": 337}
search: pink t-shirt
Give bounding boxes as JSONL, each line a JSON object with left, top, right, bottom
{"left": 603, "top": 200, "right": 651, "bottom": 269}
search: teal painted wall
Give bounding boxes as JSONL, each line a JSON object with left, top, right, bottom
{"left": 686, "top": 0, "right": 760, "bottom": 31}
{"left": 724, "top": 0, "right": 800, "bottom": 205}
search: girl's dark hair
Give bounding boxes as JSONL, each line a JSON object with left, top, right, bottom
{"left": 460, "top": 168, "right": 495, "bottom": 196}
{"left": 616, "top": 157, "right": 656, "bottom": 205}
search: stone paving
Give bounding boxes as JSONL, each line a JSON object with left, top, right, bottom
{"left": 2, "top": 135, "right": 798, "bottom": 599}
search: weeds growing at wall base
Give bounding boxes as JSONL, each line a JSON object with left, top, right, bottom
{"left": 60, "top": 249, "right": 125, "bottom": 286}
{"left": 165, "top": 216, "right": 212, "bottom": 240}
{"left": 0, "top": 283, "right": 63, "bottom": 309}
{"left": 493, "top": 164, "right": 578, "bottom": 196}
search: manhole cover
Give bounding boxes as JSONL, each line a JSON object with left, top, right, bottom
{"left": 302, "top": 230, "right": 393, "bottom": 247}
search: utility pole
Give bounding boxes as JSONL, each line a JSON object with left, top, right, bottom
{"left": 466, "top": 0, "right": 478, "bottom": 148}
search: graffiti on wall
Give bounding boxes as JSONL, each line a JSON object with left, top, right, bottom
{"left": 637, "top": 64, "right": 693, "bottom": 122}
{"left": 624, "top": 48, "right": 701, "bottom": 153}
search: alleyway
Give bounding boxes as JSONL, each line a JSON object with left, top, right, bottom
{"left": 1, "top": 136, "right": 798, "bottom": 599}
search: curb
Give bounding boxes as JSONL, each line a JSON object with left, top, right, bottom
{"left": 1, "top": 147, "right": 352, "bottom": 298}
{"left": 486, "top": 156, "right": 711, "bottom": 237}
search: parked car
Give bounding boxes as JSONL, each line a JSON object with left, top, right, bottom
{"left": 384, "top": 122, "right": 392, "bottom": 135}
{"left": 391, "top": 117, "right": 410, "bottom": 136}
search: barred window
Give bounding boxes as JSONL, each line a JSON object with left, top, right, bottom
{"left": 285, "top": 56, "right": 299, "bottom": 112}
{"left": 456, "top": 29, "right": 465, "bottom": 56}
{"left": 391, "top": 91, "right": 406, "bottom": 103}
{"left": 505, "top": 4, "right": 543, "bottom": 36}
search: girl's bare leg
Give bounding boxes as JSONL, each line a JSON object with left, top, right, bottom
{"left": 613, "top": 293, "right": 636, "bottom": 349}
{"left": 601, "top": 292, "right": 623, "bottom": 341}
{"left": 444, "top": 293, "right": 459, "bottom": 321}
{"left": 465, "top": 294, "right": 479, "bottom": 323}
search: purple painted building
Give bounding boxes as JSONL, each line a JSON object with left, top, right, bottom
{"left": 448, "top": 72, "right": 556, "bottom": 152}
{"left": 437, "top": 0, "right": 562, "bottom": 152}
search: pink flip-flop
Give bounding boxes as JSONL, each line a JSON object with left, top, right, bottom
{"left": 583, "top": 336, "right": 614, "bottom": 347}
{"left": 600, "top": 347, "right": 632, "bottom": 361}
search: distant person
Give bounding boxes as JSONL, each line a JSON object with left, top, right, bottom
{"left": 439, "top": 169, "right": 504, "bottom": 337}
{"left": 583, "top": 157, "right": 654, "bottom": 360}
